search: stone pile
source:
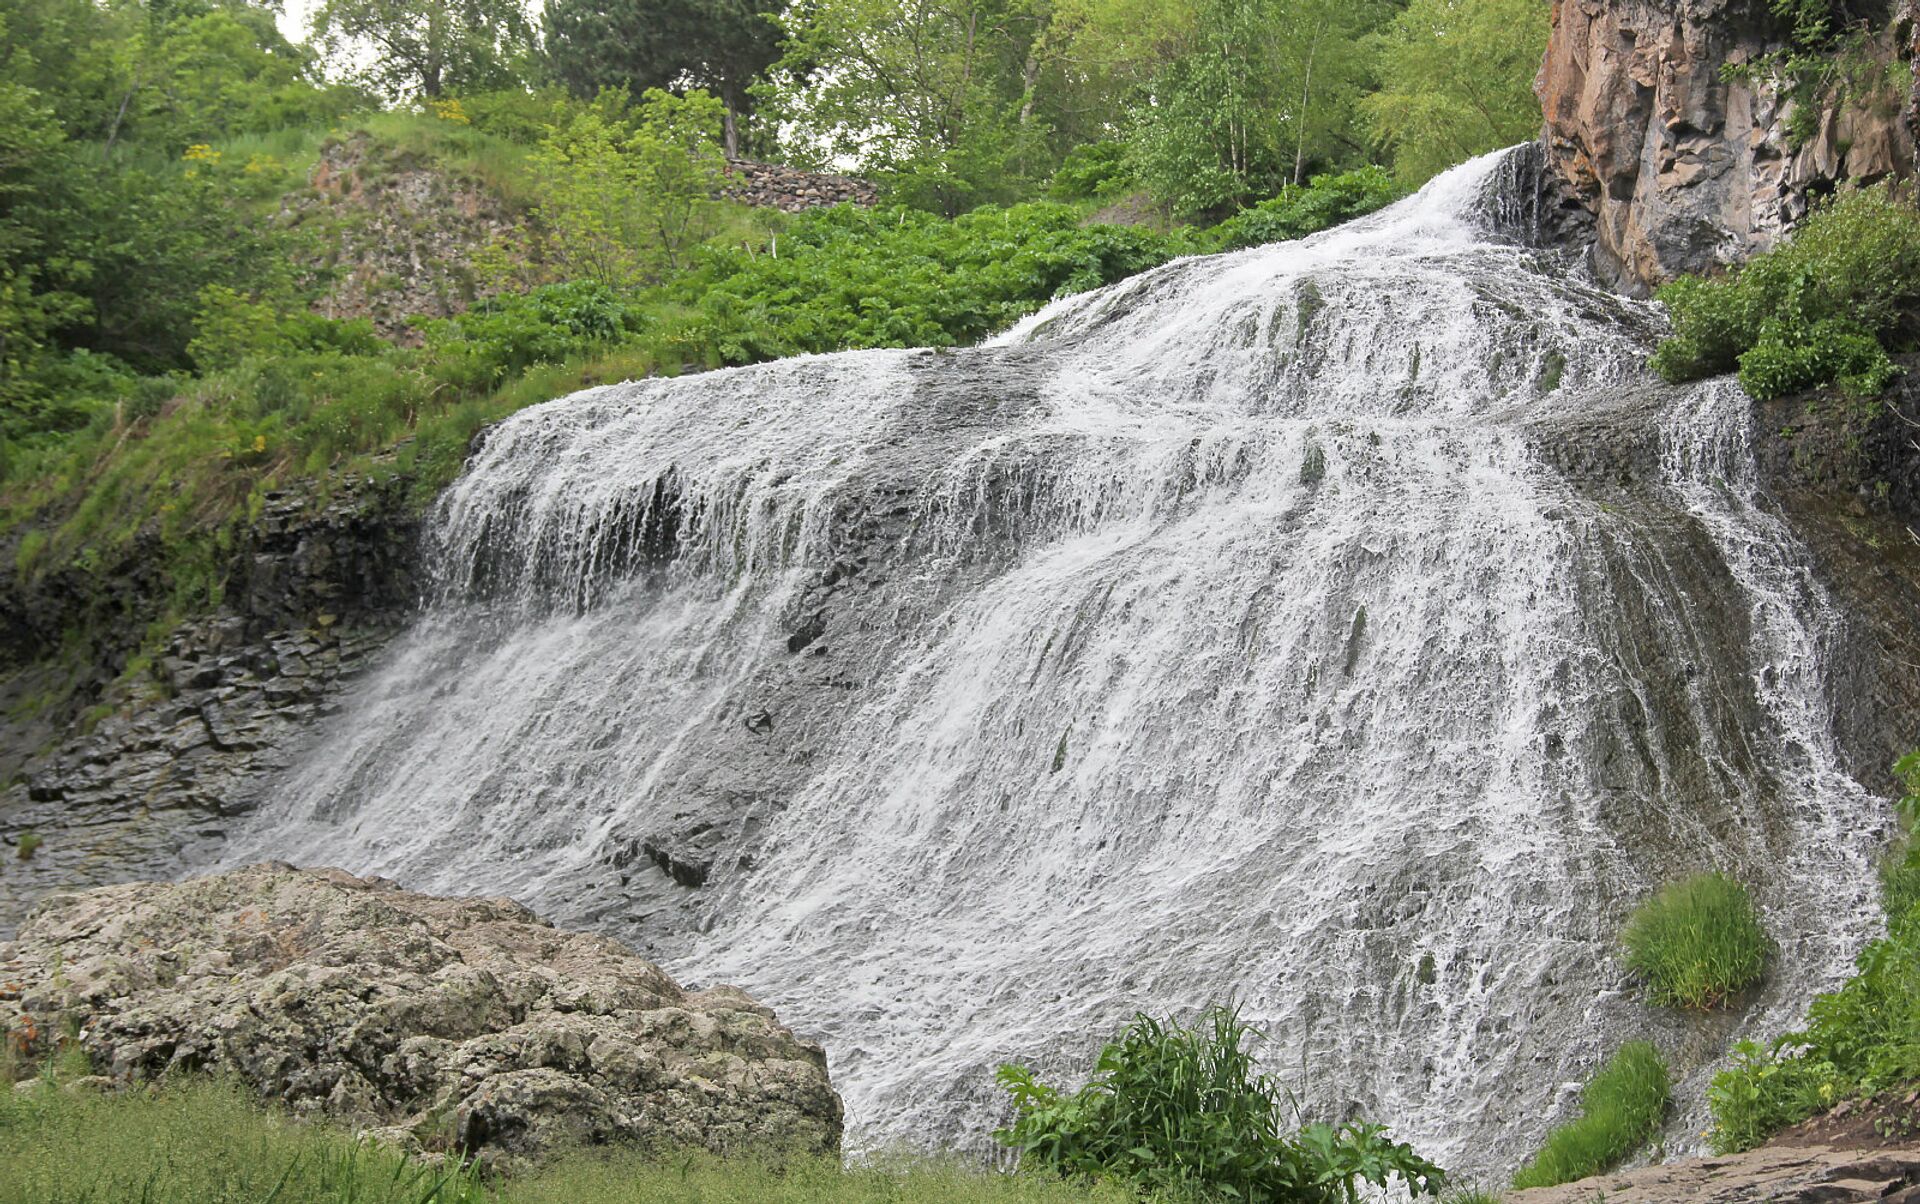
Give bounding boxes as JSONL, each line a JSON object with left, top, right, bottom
{"left": 722, "top": 159, "right": 880, "bottom": 212}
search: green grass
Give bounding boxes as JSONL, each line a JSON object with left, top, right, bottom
{"left": 511, "top": 1151, "right": 1134, "bottom": 1203}
{"left": 1509, "top": 1042, "right": 1669, "bottom": 1190}
{"left": 1621, "top": 872, "right": 1772, "bottom": 1010}
{"left": 1707, "top": 751, "right": 1920, "bottom": 1152}
{"left": 0, "top": 1071, "right": 1130, "bottom": 1204}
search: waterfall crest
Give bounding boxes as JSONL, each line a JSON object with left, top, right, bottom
{"left": 227, "top": 149, "right": 1890, "bottom": 1175}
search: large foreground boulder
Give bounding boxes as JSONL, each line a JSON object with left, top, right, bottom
{"left": 0, "top": 864, "right": 841, "bottom": 1162}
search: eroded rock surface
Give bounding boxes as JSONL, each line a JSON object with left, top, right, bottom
{"left": 1538, "top": 0, "right": 1919, "bottom": 293}
{"left": 0, "top": 863, "right": 842, "bottom": 1162}
{"left": 1509, "top": 1144, "right": 1920, "bottom": 1202}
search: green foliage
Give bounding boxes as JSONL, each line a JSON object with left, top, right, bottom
{"left": 1509, "top": 1042, "right": 1670, "bottom": 1190}
{"left": 1652, "top": 184, "right": 1920, "bottom": 400}
{"left": 13, "top": 830, "right": 38, "bottom": 860}
{"left": 510, "top": 1149, "right": 1139, "bottom": 1203}
{"left": 0, "top": 1073, "right": 1134, "bottom": 1204}
{"left": 1620, "top": 872, "right": 1772, "bottom": 1010}
{"left": 995, "top": 1006, "right": 1445, "bottom": 1202}
{"left": 541, "top": 0, "right": 785, "bottom": 156}
{"left": 312, "top": 0, "right": 534, "bottom": 100}
{"left": 1705, "top": 1037, "right": 1839, "bottom": 1154}
{"left": 0, "top": 1074, "right": 492, "bottom": 1203}
{"left": 759, "top": 0, "right": 1056, "bottom": 213}
{"left": 1362, "top": 0, "right": 1553, "bottom": 186}
{"left": 420, "top": 280, "right": 645, "bottom": 388}
{"left": 668, "top": 202, "right": 1187, "bottom": 362}
{"left": 1048, "top": 142, "right": 1133, "bottom": 202}
{"left": 1123, "top": 0, "right": 1393, "bottom": 215}
{"left": 1208, "top": 168, "right": 1402, "bottom": 251}
{"left": 529, "top": 89, "right": 727, "bottom": 288}
{"left": 1706, "top": 750, "right": 1920, "bottom": 1153}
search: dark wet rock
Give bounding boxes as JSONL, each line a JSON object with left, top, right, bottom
{"left": 0, "top": 863, "right": 842, "bottom": 1164}
{"left": 0, "top": 476, "right": 421, "bottom": 935}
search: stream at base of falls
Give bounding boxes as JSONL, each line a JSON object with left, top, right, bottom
{"left": 222, "top": 147, "right": 1895, "bottom": 1179}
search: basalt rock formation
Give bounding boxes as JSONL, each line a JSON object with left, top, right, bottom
{"left": 1538, "top": 0, "right": 1920, "bottom": 294}
{"left": 0, "top": 476, "right": 421, "bottom": 935}
{"left": 0, "top": 864, "right": 842, "bottom": 1163}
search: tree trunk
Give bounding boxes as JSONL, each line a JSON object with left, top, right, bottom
{"left": 723, "top": 105, "right": 741, "bottom": 160}
{"left": 1294, "top": 26, "right": 1322, "bottom": 188}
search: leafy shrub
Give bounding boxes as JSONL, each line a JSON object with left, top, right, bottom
{"left": 421, "top": 280, "right": 647, "bottom": 387}
{"left": 1048, "top": 142, "right": 1132, "bottom": 201}
{"left": 1621, "top": 871, "right": 1772, "bottom": 1009}
{"left": 1208, "top": 168, "right": 1403, "bottom": 252}
{"left": 1510, "top": 1042, "right": 1670, "bottom": 1189}
{"left": 669, "top": 202, "right": 1188, "bottom": 364}
{"left": 1706, "top": 751, "right": 1920, "bottom": 1152}
{"left": 1705, "top": 1037, "right": 1839, "bottom": 1154}
{"left": 994, "top": 1006, "right": 1445, "bottom": 1202}
{"left": 1651, "top": 184, "right": 1920, "bottom": 399}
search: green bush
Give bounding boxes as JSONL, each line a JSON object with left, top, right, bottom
{"left": 1651, "top": 183, "right": 1920, "bottom": 399}
{"left": 1509, "top": 1042, "right": 1670, "bottom": 1189}
{"left": 421, "top": 280, "right": 647, "bottom": 388}
{"left": 995, "top": 1006, "right": 1445, "bottom": 1202}
{"left": 1706, "top": 751, "right": 1920, "bottom": 1153}
{"left": 1048, "top": 142, "right": 1133, "bottom": 202}
{"left": 1621, "top": 872, "right": 1772, "bottom": 1009}
{"left": 1705, "top": 1037, "right": 1839, "bottom": 1154}
{"left": 1208, "top": 168, "right": 1403, "bottom": 252}
{"left": 665, "top": 202, "right": 1189, "bottom": 364}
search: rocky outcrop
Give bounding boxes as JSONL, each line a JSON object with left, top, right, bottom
{"left": 0, "top": 864, "right": 841, "bottom": 1163}
{"left": 0, "top": 476, "right": 421, "bottom": 935}
{"left": 1538, "top": 0, "right": 1918, "bottom": 294}
{"left": 291, "top": 133, "right": 526, "bottom": 344}
{"left": 721, "top": 160, "right": 880, "bottom": 212}
{"left": 1509, "top": 1144, "right": 1920, "bottom": 1202}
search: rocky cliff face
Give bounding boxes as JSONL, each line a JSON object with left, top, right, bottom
{"left": 0, "top": 864, "right": 841, "bottom": 1163}
{"left": 1538, "top": 0, "right": 1919, "bottom": 294}
{"left": 0, "top": 477, "right": 421, "bottom": 934}
{"left": 292, "top": 134, "right": 526, "bottom": 345}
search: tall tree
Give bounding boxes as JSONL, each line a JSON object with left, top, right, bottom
{"left": 1361, "top": 0, "right": 1551, "bottom": 185}
{"left": 311, "top": 0, "right": 534, "bottom": 98}
{"left": 761, "top": 0, "right": 1052, "bottom": 212}
{"left": 542, "top": 0, "right": 783, "bottom": 158}
{"left": 1112, "top": 0, "right": 1390, "bottom": 214}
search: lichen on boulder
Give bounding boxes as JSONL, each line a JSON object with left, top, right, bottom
{"left": 0, "top": 863, "right": 842, "bottom": 1163}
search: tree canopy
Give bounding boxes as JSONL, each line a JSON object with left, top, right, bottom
{"left": 543, "top": 0, "right": 784, "bottom": 157}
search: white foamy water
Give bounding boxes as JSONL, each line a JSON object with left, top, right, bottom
{"left": 226, "top": 150, "right": 1891, "bottom": 1177}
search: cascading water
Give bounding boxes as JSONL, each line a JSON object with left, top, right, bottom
{"left": 226, "top": 149, "right": 1894, "bottom": 1177}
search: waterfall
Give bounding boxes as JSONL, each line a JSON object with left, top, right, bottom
{"left": 225, "top": 149, "right": 1892, "bottom": 1177}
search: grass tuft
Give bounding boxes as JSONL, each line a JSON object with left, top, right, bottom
{"left": 1510, "top": 1042, "right": 1670, "bottom": 1190}
{"left": 0, "top": 1073, "right": 1133, "bottom": 1204}
{"left": 1621, "top": 871, "right": 1771, "bottom": 1010}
